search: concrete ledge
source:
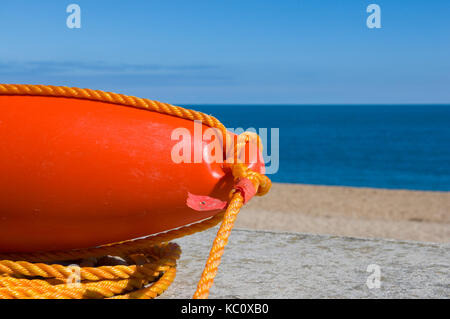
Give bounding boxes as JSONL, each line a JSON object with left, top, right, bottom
{"left": 161, "top": 228, "right": 449, "bottom": 298}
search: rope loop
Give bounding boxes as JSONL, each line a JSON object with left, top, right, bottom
{"left": 0, "top": 243, "right": 180, "bottom": 299}
{"left": 229, "top": 131, "right": 271, "bottom": 197}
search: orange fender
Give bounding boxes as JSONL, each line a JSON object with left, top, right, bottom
{"left": 0, "top": 93, "right": 264, "bottom": 253}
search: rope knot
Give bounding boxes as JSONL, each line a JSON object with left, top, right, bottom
{"left": 230, "top": 163, "right": 271, "bottom": 200}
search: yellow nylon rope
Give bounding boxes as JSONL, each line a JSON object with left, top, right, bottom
{"left": 0, "top": 84, "right": 271, "bottom": 299}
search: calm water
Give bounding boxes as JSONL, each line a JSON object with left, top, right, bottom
{"left": 187, "top": 104, "right": 450, "bottom": 191}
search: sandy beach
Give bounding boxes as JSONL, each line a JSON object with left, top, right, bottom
{"left": 236, "top": 183, "right": 450, "bottom": 243}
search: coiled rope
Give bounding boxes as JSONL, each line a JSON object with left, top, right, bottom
{"left": 0, "top": 84, "right": 271, "bottom": 299}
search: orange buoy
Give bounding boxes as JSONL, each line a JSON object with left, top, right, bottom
{"left": 0, "top": 87, "right": 265, "bottom": 253}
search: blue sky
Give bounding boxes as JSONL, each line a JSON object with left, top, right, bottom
{"left": 0, "top": 1, "right": 449, "bottom": 104}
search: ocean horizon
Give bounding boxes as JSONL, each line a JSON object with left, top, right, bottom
{"left": 185, "top": 104, "right": 450, "bottom": 192}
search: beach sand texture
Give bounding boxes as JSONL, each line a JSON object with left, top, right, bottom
{"left": 237, "top": 183, "right": 450, "bottom": 243}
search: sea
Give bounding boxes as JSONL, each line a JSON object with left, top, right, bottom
{"left": 187, "top": 104, "right": 450, "bottom": 191}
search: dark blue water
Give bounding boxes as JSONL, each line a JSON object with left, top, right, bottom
{"left": 187, "top": 104, "right": 450, "bottom": 191}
